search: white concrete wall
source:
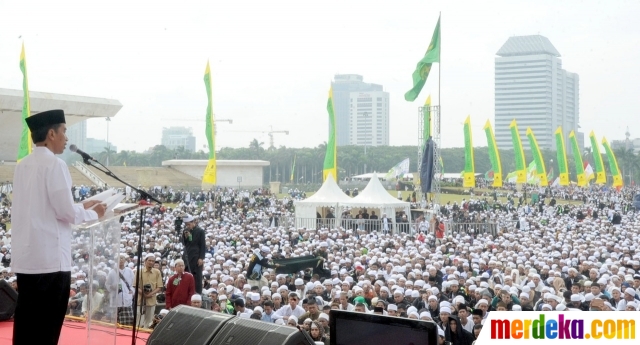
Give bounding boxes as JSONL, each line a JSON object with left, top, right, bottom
{"left": 170, "top": 164, "right": 265, "bottom": 188}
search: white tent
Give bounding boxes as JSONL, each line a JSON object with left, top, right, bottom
{"left": 340, "top": 173, "right": 411, "bottom": 234}
{"left": 294, "top": 173, "right": 351, "bottom": 229}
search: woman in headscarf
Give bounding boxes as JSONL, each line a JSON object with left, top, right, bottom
{"left": 445, "top": 315, "right": 475, "bottom": 345}
{"left": 308, "top": 321, "right": 329, "bottom": 345}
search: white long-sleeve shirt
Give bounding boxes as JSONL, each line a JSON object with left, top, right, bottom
{"left": 11, "top": 147, "right": 98, "bottom": 274}
{"left": 272, "top": 304, "right": 306, "bottom": 320}
{"left": 106, "top": 266, "right": 134, "bottom": 307}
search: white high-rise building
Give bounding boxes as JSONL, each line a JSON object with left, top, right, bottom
{"left": 349, "top": 91, "right": 390, "bottom": 146}
{"left": 495, "top": 35, "right": 581, "bottom": 151}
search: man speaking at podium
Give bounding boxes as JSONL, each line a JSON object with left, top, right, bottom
{"left": 11, "top": 110, "right": 106, "bottom": 345}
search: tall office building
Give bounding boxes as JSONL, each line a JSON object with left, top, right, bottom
{"left": 161, "top": 126, "right": 196, "bottom": 152}
{"left": 495, "top": 35, "right": 582, "bottom": 152}
{"left": 331, "top": 74, "right": 387, "bottom": 146}
{"left": 349, "top": 91, "right": 390, "bottom": 146}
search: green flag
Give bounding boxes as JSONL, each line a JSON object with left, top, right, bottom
{"left": 555, "top": 127, "right": 569, "bottom": 186}
{"left": 404, "top": 16, "right": 440, "bottom": 102}
{"left": 483, "top": 119, "right": 502, "bottom": 187}
{"left": 423, "top": 95, "right": 431, "bottom": 142}
{"left": 202, "top": 61, "right": 216, "bottom": 185}
{"left": 589, "top": 131, "right": 606, "bottom": 184}
{"left": 323, "top": 88, "right": 337, "bottom": 181}
{"left": 18, "top": 42, "right": 31, "bottom": 161}
{"left": 463, "top": 115, "right": 475, "bottom": 187}
{"left": 510, "top": 119, "right": 526, "bottom": 183}
{"left": 569, "top": 131, "right": 586, "bottom": 186}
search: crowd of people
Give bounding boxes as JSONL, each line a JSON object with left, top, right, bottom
{"left": 1, "top": 182, "right": 640, "bottom": 344}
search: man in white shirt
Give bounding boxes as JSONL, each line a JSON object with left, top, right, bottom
{"left": 272, "top": 292, "right": 306, "bottom": 321}
{"left": 11, "top": 110, "right": 106, "bottom": 345}
{"left": 106, "top": 254, "right": 134, "bottom": 325}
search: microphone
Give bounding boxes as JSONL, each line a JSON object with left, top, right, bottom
{"left": 69, "top": 144, "right": 96, "bottom": 162}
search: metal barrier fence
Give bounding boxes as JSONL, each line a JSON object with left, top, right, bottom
{"left": 270, "top": 216, "right": 417, "bottom": 235}
{"left": 445, "top": 221, "right": 499, "bottom": 237}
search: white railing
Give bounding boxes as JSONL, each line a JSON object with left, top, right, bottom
{"left": 73, "top": 161, "right": 108, "bottom": 188}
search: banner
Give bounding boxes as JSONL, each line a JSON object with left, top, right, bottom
{"left": 463, "top": 115, "right": 475, "bottom": 188}
{"left": 602, "top": 136, "right": 623, "bottom": 187}
{"left": 527, "top": 161, "right": 538, "bottom": 184}
{"left": 483, "top": 120, "right": 503, "bottom": 187}
{"left": 17, "top": 42, "right": 32, "bottom": 161}
{"left": 386, "top": 158, "right": 410, "bottom": 180}
{"left": 555, "top": 127, "right": 569, "bottom": 186}
{"left": 585, "top": 162, "right": 595, "bottom": 181}
{"left": 423, "top": 95, "right": 431, "bottom": 142}
{"left": 323, "top": 88, "right": 338, "bottom": 181}
{"left": 202, "top": 61, "right": 217, "bottom": 185}
{"left": 290, "top": 154, "right": 296, "bottom": 182}
{"left": 589, "top": 131, "right": 607, "bottom": 184}
{"left": 569, "top": 130, "right": 586, "bottom": 186}
{"left": 526, "top": 127, "right": 548, "bottom": 186}
{"left": 510, "top": 119, "right": 526, "bottom": 183}
{"left": 478, "top": 311, "right": 638, "bottom": 343}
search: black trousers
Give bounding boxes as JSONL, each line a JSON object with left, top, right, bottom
{"left": 186, "top": 261, "right": 203, "bottom": 294}
{"left": 14, "top": 271, "right": 70, "bottom": 345}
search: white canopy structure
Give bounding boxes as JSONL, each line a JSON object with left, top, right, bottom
{"left": 340, "top": 173, "right": 412, "bottom": 232}
{"left": 294, "top": 173, "right": 351, "bottom": 229}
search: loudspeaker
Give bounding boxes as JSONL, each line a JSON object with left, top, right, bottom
{"left": 0, "top": 280, "right": 17, "bottom": 321}
{"left": 148, "top": 305, "right": 234, "bottom": 345}
{"left": 210, "top": 317, "right": 313, "bottom": 345}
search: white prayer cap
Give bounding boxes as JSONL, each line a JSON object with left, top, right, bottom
{"left": 191, "top": 294, "right": 202, "bottom": 302}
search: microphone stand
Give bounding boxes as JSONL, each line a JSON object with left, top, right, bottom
{"left": 81, "top": 158, "right": 162, "bottom": 345}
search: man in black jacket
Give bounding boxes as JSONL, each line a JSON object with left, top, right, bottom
{"left": 246, "top": 246, "right": 280, "bottom": 288}
{"left": 182, "top": 215, "right": 206, "bottom": 294}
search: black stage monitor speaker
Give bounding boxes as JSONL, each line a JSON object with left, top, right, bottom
{"left": 0, "top": 280, "right": 17, "bottom": 321}
{"left": 148, "top": 305, "right": 234, "bottom": 345}
{"left": 210, "top": 317, "right": 314, "bottom": 345}
{"left": 329, "top": 310, "right": 438, "bottom": 345}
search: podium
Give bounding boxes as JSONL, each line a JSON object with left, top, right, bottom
{"left": 72, "top": 205, "right": 151, "bottom": 345}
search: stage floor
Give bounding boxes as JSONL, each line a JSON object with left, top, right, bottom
{"left": 0, "top": 319, "right": 151, "bottom": 345}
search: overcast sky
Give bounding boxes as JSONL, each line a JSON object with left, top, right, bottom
{"left": 1, "top": 0, "right": 639, "bottom": 152}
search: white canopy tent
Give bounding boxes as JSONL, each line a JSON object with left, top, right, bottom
{"left": 339, "top": 173, "right": 411, "bottom": 234}
{"left": 294, "top": 173, "right": 351, "bottom": 229}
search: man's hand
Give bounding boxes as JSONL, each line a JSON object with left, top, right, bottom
{"left": 92, "top": 203, "right": 107, "bottom": 218}
{"left": 198, "top": 259, "right": 203, "bottom": 267}
{"left": 82, "top": 200, "right": 101, "bottom": 209}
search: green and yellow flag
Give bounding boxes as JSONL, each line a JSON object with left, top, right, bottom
{"left": 290, "top": 154, "right": 296, "bottom": 182}
{"left": 202, "top": 61, "right": 217, "bottom": 185}
{"left": 323, "top": 88, "right": 337, "bottom": 181}
{"left": 17, "top": 43, "right": 32, "bottom": 161}
{"left": 463, "top": 115, "right": 475, "bottom": 188}
{"left": 509, "top": 119, "right": 526, "bottom": 183}
{"left": 555, "top": 127, "right": 569, "bottom": 186}
{"left": 526, "top": 127, "right": 548, "bottom": 186}
{"left": 423, "top": 95, "right": 431, "bottom": 142}
{"left": 483, "top": 120, "right": 502, "bottom": 187}
{"left": 589, "top": 131, "right": 606, "bottom": 184}
{"left": 602, "top": 136, "right": 623, "bottom": 187}
{"left": 404, "top": 16, "right": 440, "bottom": 102}
{"left": 568, "top": 131, "right": 586, "bottom": 186}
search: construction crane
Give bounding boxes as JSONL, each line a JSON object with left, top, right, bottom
{"left": 226, "top": 126, "right": 290, "bottom": 148}
{"left": 268, "top": 126, "right": 289, "bottom": 149}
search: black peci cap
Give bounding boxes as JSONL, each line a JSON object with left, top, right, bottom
{"left": 25, "top": 109, "right": 66, "bottom": 132}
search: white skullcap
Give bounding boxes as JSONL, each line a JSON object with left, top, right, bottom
{"left": 191, "top": 294, "right": 202, "bottom": 302}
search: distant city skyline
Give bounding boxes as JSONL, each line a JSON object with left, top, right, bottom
{"left": 2, "top": 1, "right": 639, "bottom": 152}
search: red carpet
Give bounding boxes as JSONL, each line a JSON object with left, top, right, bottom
{"left": 0, "top": 319, "right": 150, "bottom": 345}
